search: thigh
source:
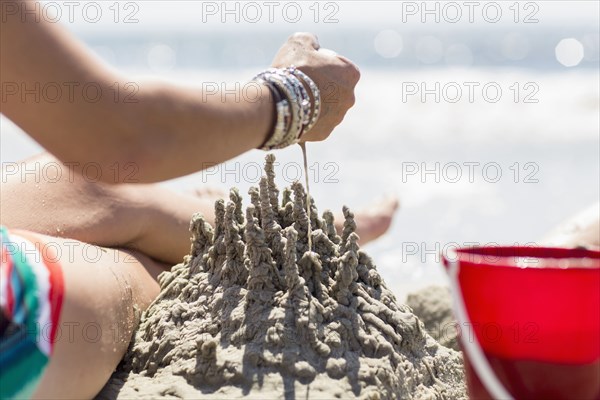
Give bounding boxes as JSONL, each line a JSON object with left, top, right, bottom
{"left": 0, "top": 153, "right": 146, "bottom": 249}
{"left": 1, "top": 228, "right": 160, "bottom": 399}
{"left": 1, "top": 153, "right": 206, "bottom": 265}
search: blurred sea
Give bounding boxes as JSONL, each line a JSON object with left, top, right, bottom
{"left": 1, "top": 4, "right": 599, "bottom": 298}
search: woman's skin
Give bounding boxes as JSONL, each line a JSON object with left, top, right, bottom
{"left": 1, "top": 3, "right": 596, "bottom": 398}
{"left": 1, "top": 1, "right": 360, "bottom": 183}
{"left": 0, "top": 154, "right": 396, "bottom": 399}
{"left": 11, "top": 230, "right": 162, "bottom": 400}
{"left": 1, "top": 153, "right": 399, "bottom": 265}
{"left": 1, "top": 1, "right": 362, "bottom": 397}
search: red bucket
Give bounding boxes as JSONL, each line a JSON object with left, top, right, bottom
{"left": 442, "top": 246, "right": 600, "bottom": 400}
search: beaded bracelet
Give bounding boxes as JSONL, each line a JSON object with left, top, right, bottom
{"left": 273, "top": 67, "right": 312, "bottom": 128}
{"left": 253, "top": 67, "right": 321, "bottom": 150}
{"left": 287, "top": 66, "right": 321, "bottom": 137}
{"left": 254, "top": 78, "right": 291, "bottom": 150}
{"left": 263, "top": 71, "right": 303, "bottom": 147}
{"left": 253, "top": 70, "right": 298, "bottom": 150}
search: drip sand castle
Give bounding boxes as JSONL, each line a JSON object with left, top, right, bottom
{"left": 100, "top": 154, "right": 465, "bottom": 399}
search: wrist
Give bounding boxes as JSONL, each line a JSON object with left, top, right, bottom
{"left": 255, "top": 81, "right": 277, "bottom": 149}
{"left": 252, "top": 67, "right": 320, "bottom": 150}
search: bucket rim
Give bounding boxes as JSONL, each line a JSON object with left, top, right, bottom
{"left": 442, "top": 245, "right": 600, "bottom": 271}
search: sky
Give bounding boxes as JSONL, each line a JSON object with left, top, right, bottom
{"left": 30, "top": 1, "right": 600, "bottom": 34}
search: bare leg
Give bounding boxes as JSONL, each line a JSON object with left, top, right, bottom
{"left": 4, "top": 229, "right": 161, "bottom": 399}
{"left": 1, "top": 153, "right": 214, "bottom": 265}
{"left": 1, "top": 153, "right": 399, "bottom": 268}
{"left": 191, "top": 188, "right": 400, "bottom": 244}
{"left": 347, "top": 196, "right": 399, "bottom": 244}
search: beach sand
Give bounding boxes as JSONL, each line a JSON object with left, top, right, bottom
{"left": 406, "top": 286, "right": 458, "bottom": 352}
{"left": 98, "top": 155, "right": 466, "bottom": 399}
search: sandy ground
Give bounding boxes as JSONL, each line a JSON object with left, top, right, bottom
{"left": 96, "top": 155, "right": 598, "bottom": 399}
{"left": 406, "top": 286, "right": 458, "bottom": 352}
{"left": 98, "top": 155, "right": 466, "bottom": 399}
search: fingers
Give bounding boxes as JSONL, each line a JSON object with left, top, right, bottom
{"left": 318, "top": 48, "right": 338, "bottom": 57}
{"left": 290, "top": 32, "right": 320, "bottom": 50}
{"left": 273, "top": 32, "right": 360, "bottom": 143}
{"left": 316, "top": 48, "right": 361, "bottom": 86}
{"left": 336, "top": 55, "right": 361, "bottom": 84}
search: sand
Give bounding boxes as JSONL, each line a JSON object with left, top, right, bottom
{"left": 98, "top": 154, "right": 466, "bottom": 400}
{"left": 406, "top": 287, "right": 458, "bottom": 352}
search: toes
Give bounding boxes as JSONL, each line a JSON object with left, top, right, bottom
{"left": 383, "top": 195, "right": 400, "bottom": 212}
{"left": 188, "top": 186, "right": 226, "bottom": 200}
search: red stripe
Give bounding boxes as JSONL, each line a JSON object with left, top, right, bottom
{"left": 41, "top": 242, "right": 64, "bottom": 352}
{"left": 1, "top": 246, "right": 15, "bottom": 317}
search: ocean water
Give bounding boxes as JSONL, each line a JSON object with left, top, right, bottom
{"left": 1, "top": 1, "right": 599, "bottom": 298}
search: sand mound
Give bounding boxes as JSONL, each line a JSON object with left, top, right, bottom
{"left": 406, "top": 286, "right": 458, "bottom": 351}
{"left": 99, "top": 155, "right": 465, "bottom": 399}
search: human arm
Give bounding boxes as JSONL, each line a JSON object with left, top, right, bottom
{"left": 0, "top": 1, "right": 359, "bottom": 183}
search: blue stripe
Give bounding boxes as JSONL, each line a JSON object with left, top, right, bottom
{"left": 9, "top": 263, "right": 25, "bottom": 326}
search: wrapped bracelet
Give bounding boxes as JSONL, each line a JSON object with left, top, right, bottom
{"left": 287, "top": 66, "right": 321, "bottom": 137}
{"left": 263, "top": 71, "right": 303, "bottom": 147}
{"left": 253, "top": 67, "right": 321, "bottom": 150}
{"left": 272, "top": 68, "right": 311, "bottom": 128}
{"left": 254, "top": 71, "right": 298, "bottom": 150}
{"left": 256, "top": 79, "right": 290, "bottom": 150}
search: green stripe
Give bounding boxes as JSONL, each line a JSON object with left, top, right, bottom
{"left": 0, "top": 337, "right": 48, "bottom": 399}
{"left": 11, "top": 244, "right": 40, "bottom": 342}
{"left": 0, "top": 226, "right": 9, "bottom": 242}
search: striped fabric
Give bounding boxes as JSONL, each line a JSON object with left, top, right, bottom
{"left": 0, "top": 226, "right": 64, "bottom": 399}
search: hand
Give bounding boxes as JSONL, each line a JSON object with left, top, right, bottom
{"left": 271, "top": 32, "right": 360, "bottom": 142}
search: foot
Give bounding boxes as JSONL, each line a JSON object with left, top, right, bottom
{"left": 189, "top": 186, "right": 227, "bottom": 200}
{"left": 190, "top": 186, "right": 399, "bottom": 246}
{"left": 336, "top": 196, "right": 399, "bottom": 245}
